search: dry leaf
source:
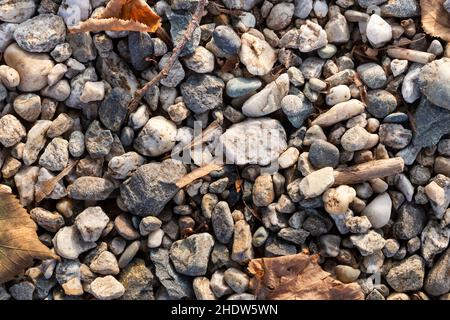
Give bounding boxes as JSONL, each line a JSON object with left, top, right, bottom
{"left": 176, "top": 162, "right": 224, "bottom": 189}
{"left": 34, "top": 160, "right": 78, "bottom": 204}
{"left": 248, "top": 253, "right": 364, "bottom": 300}
{"left": 69, "top": 0, "right": 161, "bottom": 33}
{"left": 421, "top": 0, "right": 450, "bottom": 42}
{"left": 0, "top": 191, "right": 58, "bottom": 284}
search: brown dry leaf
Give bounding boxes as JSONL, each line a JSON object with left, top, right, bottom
{"left": 248, "top": 253, "right": 365, "bottom": 300}
{"left": 0, "top": 191, "right": 58, "bottom": 284}
{"left": 69, "top": 0, "right": 161, "bottom": 33}
{"left": 176, "top": 162, "right": 224, "bottom": 189}
{"left": 34, "top": 160, "right": 78, "bottom": 204}
{"left": 421, "top": 0, "right": 450, "bottom": 42}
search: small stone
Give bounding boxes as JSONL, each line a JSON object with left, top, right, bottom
{"left": 325, "top": 6, "right": 350, "bottom": 44}
{"left": 13, "top": 93, "right": 41, "bottom": 122}
{"left": 90, "top": 276, "right": 125, "bottom": 300}
{"left": 0, "top": 0, "right": 36, "bottom": 23}
{"left": 158, "top": 53, "right": 184, "bottom": 88}
{"left": 14, "top": 166, "right": 39, "bottom": 205}
{"left": 252, "top": 226, "right": 269, "bottom": 247}
{"left": 226, "top": 77, "right": 262, "bottom": 98}
{"left": 323, "top": 185, "right": 356, "bottom": 214}
{"left": 319, "top": 234, "right": 341, "bottom": 257}
{"left": 169, "top": 233, "right": 214, "bottom": 276}
{"left": 420, "top": 220, "right": 450, "bottom": 263}
{"left": 58, "top": 0, "right": 91, "bottom": 27}
{"left": 252, "top": 175, "right": 275, "bottom": 207}
{"left": 97, "top": 51, "right": 138, "bottom": 93}
{"left": 210, "top": 270, "right": 233, "bottom": 297}
{"left": 4, "top": 43, "right": 54, "bottom": 92}
{"left": 282, "top": 20, "right": 327, "bottom": 52}
{"left": 181, "top": 74, "right": 224, "bottom": 113}
{"left": 9, "top": 282, "right": 35, "bottom": 300}
{"left": 386, "top": 255, "right": 425, "bottom": 292}
{"left": 231, "top": 220, "right": 254, "bottom": 263}
{"left": 393, "top": 203, "right": 426, "bottom": 240}
{"left": 380, "top": 0, "right": 420, "bottom": 18}
{"left": 383, "top": 239, "right": 400, "bottom": 258}
{"left": 390, "top": 59, "right": 408, "bottom": 77}
{"left": 80, "top": 81, "right": 105, "bottom": 103}
{"left": 50, "top": 43, "right": 72, "bottom": 62}
{"left": 379, "top": 124, "right": 412, "bottom": 149}
{"left": 419, "top": 58, "right": 450, "bottom": 111}
{"left": 98, "top": 87, "right": 131, "bottom": 132}
{"left": 239, "top": 32, "right": 276, "bottom": 75}
{"left": 278, "top": 147, "right": 300, "bottom": 169}
{"left": 211, "top": 201, "right": 234, "bottom": 244}
{"left": 39, "top": 138, "right": 69, "bottom": 171}
{"left": 366, "top": 14, "right": 392, "bottom": 48}
{"left": 224, "top": 267, "right": 249, "bottom": 294}
{"left": 366, "top": 90, "right": 397, "bottom": 118}
{"left": 220, "top": 118, "right": 287, "bottom": 166}
{"left": 128, "top": 31, "right": 153, "bottom": 71}
{"left": 362, "top": 192, "right": 392, "bottom": 228}
{"left": 147, "top": 229, "right": 164, "bottom": 249}
{"left": 167, "top": 10, "right": 200, "bottom": 57}
{"left": 294, "top": 0, "right": 313, "bottom": 18}
{"left": 75, "top": 206, "right": 109, "bottom": 242}
{"left": 193, "top": 277, "right": 216, "bottom": 300}
{"left": 311, "top": 99, "right": 365, "bottom": 127}
{"left": 350, "top": 230, "right": 386, "bottom": 256}
{"left": 281, "top": 93, "right": 314, "bottom": 128}
{"left": 209, "top": 177, "right": 229, "bottom": 194}
{"left": 29, "top": 207, "right": 64, "bottom": 233}
{"left": 14, "top": 14, "right": 65, "bottom": 52}
{"left": 0, "top": 114, "right": 26, "bottom": 147}
{"left": 326, "top": 85, "right": 351, "bottom": 106}
{"left": 85, "top": 120, "right": 113, "bottom": 158}
{"left": 47, "top": 113, "right": 74, "bottom": 138}
{"left": 183, "top": 46, "right": 215, "bottom": 73}
{"left": 118, "top": 241, "right": 140, "bottom": 268}
{"left": 53, "top": 226, "right": 96, "bottom": 259}
{"left": 118, "top": 259, "right": 155, "bottom": 300}
{"left": 278, "top": 227, "right": 310, "bottom": 245}
{"left": 335, "top": 265, "right": 361, "bottom": 283}
{"left": 309, "top": 140, "right": 340, "bottom": 168}
{"left": 357, "top": 63, "right": 387, "bottom": 89}
{"left": 68, "top": 177, "right": 115, "bottom": 201}
{"left": 133, "top": 116, "right": 177, "bottom": 157}
{"left": 90, "top": 251, "right": 120, "bottom": 275}
{"left": 69, "top": 131, "right": 85, "bottom": 158}
{"left": 266, "top": 3, "right": 294, "bottom": 31}
{"left": 150, "top": 248, "right": 193, "bottom": 299}
{"left": 402, "top": 64, "right": 422, "bottom": 103}
{"left": 299, "top": 167, "right": 335, "bottom": 199}
{"left": 424, "top": 247, "right": 450, "bottom": 296}
{"left": 23, "top": 120, "right": 52, "bottom": 166}
{"left": 120, "top": 159, "right": 187, "bottom": 216}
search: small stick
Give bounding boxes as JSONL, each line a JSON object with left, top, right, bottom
{"left": 386, "top": 48, "right": 436, "bottom": 64}
{"left": 176, "top": 162, "right": 223, "bottom": 189}
{"left": 333, "top": 157, "right": 404, "bottom": 186}
{"left": 128, "top": 0, "right": 208, "bottom": 113}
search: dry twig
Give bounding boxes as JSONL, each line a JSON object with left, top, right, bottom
{"left": 128, "top": 0, "right": 208, "bottom": 113}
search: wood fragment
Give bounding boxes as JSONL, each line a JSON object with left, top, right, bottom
{"left": 35, "top": 160, "right": 78, "bottom": 203}
{"left": 333, "top": 157, "right": 404, "bottom": 186}
{"left": 176, "top": 162, "right": 223, "bottom": 189}
{"left": 386, "top": 48, "right": 436, "bottom": 64}
{"left": 127, "top": 0, "right": 208, "bottom": 113}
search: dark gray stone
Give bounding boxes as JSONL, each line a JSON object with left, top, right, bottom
{"left": 99, "top": 87, "right": 131, "bottom": 132}
{"left": 85, "top": 120, "right": 113, "bottom": 158}
{"left": 366, "top": 90, "right": 397, "bottom": 118}
{"left": 379, "top": 123, "right": 412, "bottom": 149}
{"left": 150, "top": 248, "right": 193, "bottom": 299}
{"left": 128, "top": 32, "right": 154, "bottom": 71}
{"left": 412, "top": 97, "right": 450, "bottom": 148}
{"left": 211, "top": 201, "right": 234, "bottom": 244}
{"left": 97, "top": 51, "right": 139, "bottom": 93}
{"left": 213, "top": 25, "right": 241, "bottom": 55}
{"left": 66, "top": 32, "right": 96, "bottom": 63}
{"left": 167, "top": 10, "right": 201, "bottom": 57}
{"left": 308, "top": 140, "right": 340, "bottom": 168}
{"left": 181, "top": 74, "right": 224, "bottom": 113}
{"left": 120, "top": 159, "right": 187, "bottom": 216}
{"left": 393, "top": 203, "right": 426, "bottom": 240}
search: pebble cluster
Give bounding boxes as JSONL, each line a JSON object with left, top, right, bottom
{"left": 1, "top": 0, "right": 450, "bottom": 301}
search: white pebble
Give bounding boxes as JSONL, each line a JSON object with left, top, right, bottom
{"left": 362, "top": 192, "right": 392, "bottom": 228}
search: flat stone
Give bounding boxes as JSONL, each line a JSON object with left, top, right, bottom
{"left": 99, "top": 87, "right": 132, "bottom": 132}
{"left": 211, "top": 201, "right": 234, "bottom": 244}
{"left": 299, "top": 167, "right": 335, "bottom": 199}
{"left": 181, "top": 74, "right": 224, "bottom": 114}
{"left": 68, "top": 177, "right": 115, "bottom": 201}
{"left": 90, "top": 276, "right": 125, "bottom": 300}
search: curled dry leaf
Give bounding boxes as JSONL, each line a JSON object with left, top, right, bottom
{"left": 69, "top": 0, "right": 161, "bottom": 33}
{"left": 421, "top": 0, "right": 450, "bottom": 42}
{"left": 0, "top": 191, "right": 58, "bottom": 284}
{"left": 248, "top": 253, "right": 364, "bottom": 300}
